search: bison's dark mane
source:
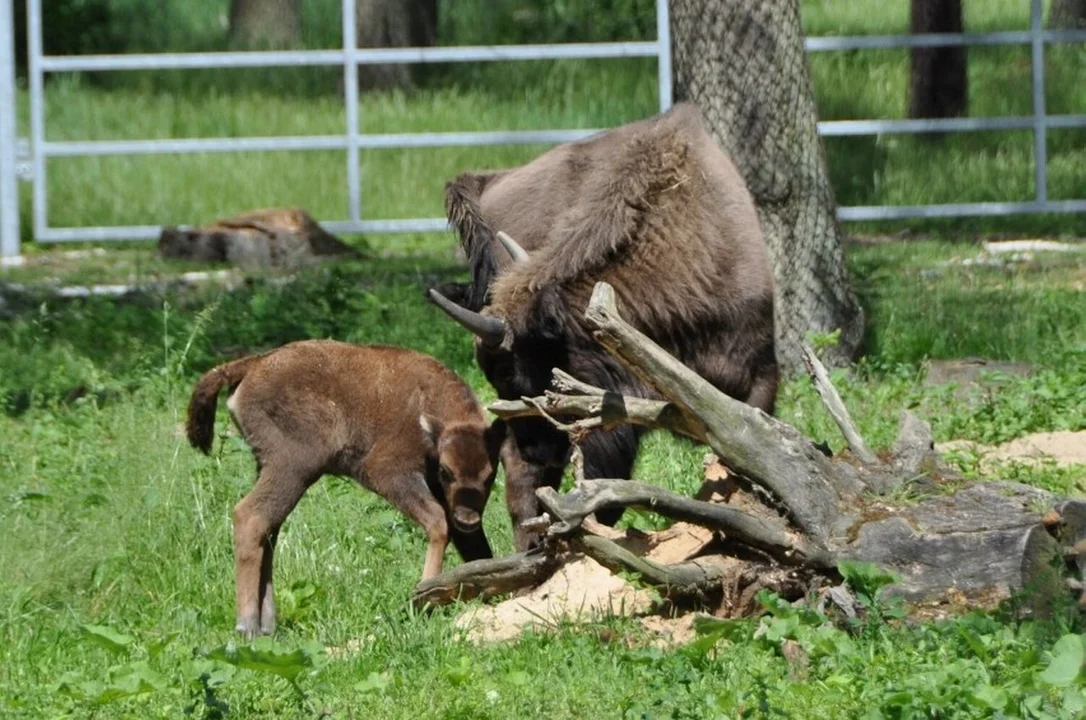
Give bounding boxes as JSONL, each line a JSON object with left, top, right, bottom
{"left": 444, "top": 172, "right": 506, "bottom": 311}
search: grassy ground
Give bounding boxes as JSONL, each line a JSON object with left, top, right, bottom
{"left": 1, "top": 1, "right": 1085, "bottom": 717}
{"left": 1, "top": 239, "right": 1084, "bottom": 717}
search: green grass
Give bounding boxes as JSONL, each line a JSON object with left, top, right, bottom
{"left": 1, "top": 1, "right": 1085, "bottom": 716}
{"left": 1, "top": 238, "right": 1084, "bottom": 716}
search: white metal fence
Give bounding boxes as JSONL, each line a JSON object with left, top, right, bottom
{"left": 0, "top": 0, "right": 1084, "bottom": 258}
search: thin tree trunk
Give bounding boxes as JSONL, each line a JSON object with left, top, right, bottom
{"left": 228, "top": 0, "right": 302, "bottom": 48}
{"left": 669, "top": 0, "right": 865, "bottom": 372}
{"left": 1049, "top": 0, "right": 1086, "bottom": 29}
{"left": 356, "top": 0, "right": 439, "bottom": 90}
{"left": 909, "top": 0, "right": 968, "bottom": 119}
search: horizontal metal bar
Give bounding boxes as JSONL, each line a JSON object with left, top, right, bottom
{"left": 40, "top": 129, "right": 604, "bottom": 157}
{"left": 805, "top": 29, "right": 1086, "bottom": 52}
{"left": 1047, "top": 115, "right": 1086, "bottom": 130}
{"left": 41, "top": 50, "right": 344, "bottom": 72}
{"left": 37, "top": 32, "right": 1086, "bottom": 75}
{"left": 837, "top": 200, "right": 1086, "bottom": 221}
{"left": 39, "top": 114, "right": 1085, "bottom": 159}
{"left": 35, "top": 199, "right": 1086, "bottom": 242}
{"left": 348, "top": 42, "right": 661, "bottom": 64}
{"left": 42, "top": 136, "right": 348, "bottom": 157}
{"left": 38, "top": 42, "right": 662, "bottom": 73}
{"left": 355, "top": 128, "right": 600, "bottom": 148}
{"left": 35, "top": 218, "right": 453, "bottom": 242}
{"left": 819, "top": 114, "right": 1086, "bottom": 136}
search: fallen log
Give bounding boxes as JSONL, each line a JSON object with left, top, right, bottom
{"left": 413, "top": 281, "right": 1082, "bottom": 617}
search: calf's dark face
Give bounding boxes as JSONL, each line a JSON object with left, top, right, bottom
{"left": 422, "top": 418, "right": 502, "bottom": 532}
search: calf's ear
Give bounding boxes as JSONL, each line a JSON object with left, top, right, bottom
{"left": 484, "top": 418, "right": 508, "bottom": 465}
{"left": 419, "top": 414, "right": 443, "bottom": 453}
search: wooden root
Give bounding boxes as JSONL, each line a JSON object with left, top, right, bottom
{"left": 536, "top": 479, "right": 836, "bottom": 569}
{"left": 411, "top": 551, "right": 561, "bottom": 609}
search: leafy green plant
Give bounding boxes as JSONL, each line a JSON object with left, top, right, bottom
{"left": 203, "top": 636, "right": 327, "bottom": 698}
{"left": 838, "top": 559, "right": 907, "bottom": 629}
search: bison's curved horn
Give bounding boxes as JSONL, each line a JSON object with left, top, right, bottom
{"left": 497, "top": 231, "right": 530, "bottom": 263}
{"left": 426, "top": 289, "right": 507, "bottom": 348}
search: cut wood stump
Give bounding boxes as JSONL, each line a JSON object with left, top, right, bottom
{"left": 158, "top": 207, "right": 360, "bottom": 271}
{"left": 413, "top": 281, "right": 1084, "bottom": 624}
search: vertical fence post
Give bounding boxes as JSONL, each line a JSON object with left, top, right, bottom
{"left": 0, "top": 0, "right": 19, "bottom": 258}
{"left": 1030, "top": 0, "right": 1047, "bottom": 206}
{"left": 655, "top": 0, "right": 672, "bottom": 112}
{"left": 27, "top": 0, "right": 44, "bottom": 239}
{"left": 342, "top": 0, "right": 362, "bottom": 225}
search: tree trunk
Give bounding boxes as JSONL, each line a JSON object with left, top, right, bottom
{"left": 228, "top": 0, "right": 302, "bottom": 48}
{"left": 356, "top": 0, "right": 439, "bottom": 90}
{"left": 1049, "top": 0, "right": 1086, "bottom": 29}
{"left": 909, "top": 0, "right": 968, "bottom": 119}
{"left": 669, "top": 0, "right": 865, "bottom": 372}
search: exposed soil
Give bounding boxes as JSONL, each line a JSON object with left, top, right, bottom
{"left": 938, "top": 430, "right": 1086, "bottom": 473}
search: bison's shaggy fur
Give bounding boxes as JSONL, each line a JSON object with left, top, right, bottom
{"left": 430, "top": 103, "right": 778, "bottom": 550}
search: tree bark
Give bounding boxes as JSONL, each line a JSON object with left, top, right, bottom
{"left": 909, "top": 0, "right": 968, "bottom": 119}
{"left": 228, "top": 0, "right": 302, "bottom": 49}
{"left": 1049, "top": 0, "right": 1086, "bottom": 29}
{"left": 356, "top": 0, "right": 439, "bottom": 90}
{"left": 669, "top": 0, "right": 865, "bottom": 372}
{"left": 411, "top": 551, "right": 560, "bottom": 609}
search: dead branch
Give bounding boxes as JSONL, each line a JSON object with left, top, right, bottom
{"left": 583, "top": 282, "right": 863, "bottom": 543}
{"left": 800, "top": 344, "right": 879, "bottom": 466}
{"left": 536, "top": 479, "right": 836, "bottom": 569}
{"left": 572, "top": 534, "right": 733, "bottom": 595}
{"left": 488, "top": 391, "right": 704, "bottom": 440}
{"left": 412, "top": 551, "right": 561, "bottom": 609}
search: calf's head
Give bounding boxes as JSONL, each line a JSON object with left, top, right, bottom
{"left": 420, "top": 415, "right": 504, "bottom": 532}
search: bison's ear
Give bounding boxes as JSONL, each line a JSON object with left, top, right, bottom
{"left": 419, "top": 414, "right": 443, "bottom": 453}
{"left": 531, "top": 286, "right": 567, "bottom": 342}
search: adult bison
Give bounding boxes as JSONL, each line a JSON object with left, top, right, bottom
{"left": 427, "top": 103, "right": 778, "bottom": 550}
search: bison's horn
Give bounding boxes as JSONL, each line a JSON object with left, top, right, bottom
{"left": 497, "top": 231, "right": 530, "bottom": 263}
{"left": 426, "top": 289, "right": 507, "bottom": 348}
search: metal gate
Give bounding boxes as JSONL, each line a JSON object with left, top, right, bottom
{"left": 1, "top": 0, "right": 1084, "bottom": 258}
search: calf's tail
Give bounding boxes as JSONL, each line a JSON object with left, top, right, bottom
{"left": 185, "top": 354, "right": 261, "bottom": 454}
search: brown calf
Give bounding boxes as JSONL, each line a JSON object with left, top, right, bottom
{"left": 186, "top": 339, "right": 503, "bottom": 636}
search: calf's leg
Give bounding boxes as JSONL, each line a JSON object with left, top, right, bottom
{"left": 233, "top": 463, "right": 315, "bottom": 637}
{"left": 360, "top": 465, "right": 451, "bottom": 581}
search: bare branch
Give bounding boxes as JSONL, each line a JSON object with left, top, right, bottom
{"left": 412, "top": 551, "right": 561, "bottom": 609}
{"left": 573, "top": 534, "right": 733, "bottom": 595}
{"left": 488, "top": 390, "right": 705, "bottom": 441}
{"left": 551, "top": 369, "right": 606, "bottom": 396}
{"left": 536, "top": 479, "right": 836, "bottom": 569}
{"left": 801, "top": 344, "right": 879, "bottom": 466}
{"left": 583, "top": 282, "right": 864, "bottom": 542}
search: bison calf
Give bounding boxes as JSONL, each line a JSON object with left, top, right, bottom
{"left": 185, "top": 339, "right": 503, "bottom": 636}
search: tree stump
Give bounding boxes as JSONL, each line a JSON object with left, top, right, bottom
{"left": 157, "top": 207, "right": 359, "bottom": 271}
